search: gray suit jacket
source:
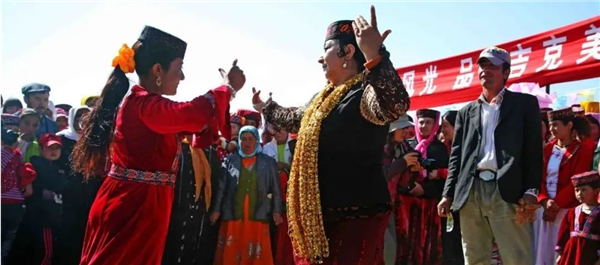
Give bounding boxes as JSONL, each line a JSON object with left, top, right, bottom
{"left": 443, "top": 90, "right": 543, "bottom": 210}
{"left": 212, "top": 153, "right": 282, "bottom": 221}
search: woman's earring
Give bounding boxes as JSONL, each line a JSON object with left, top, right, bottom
{"left": 156, "top": 76, "right": 162, "bottom": 87}
{"left": 342, "top": 61, "right": 348, "bottom": 69}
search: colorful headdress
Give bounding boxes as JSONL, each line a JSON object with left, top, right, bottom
{"left": 548, "top": 108, "right": 574, "bottom": 122}
{"left": 236, "top": 109, "right": 261, "bottom": 127}
{"left": 230, "top": 114, "right": 245, "bottom": 126}
{"left": 571, "top": 171, "right": 600, "bottom": 187}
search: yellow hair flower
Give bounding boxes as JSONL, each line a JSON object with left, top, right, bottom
{"left": 111, "top": 44, "right": 135, "bottom": 73}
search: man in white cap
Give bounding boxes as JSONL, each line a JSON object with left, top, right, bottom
{"left": 438, "top": 47, "right": 543, "bottom": 264}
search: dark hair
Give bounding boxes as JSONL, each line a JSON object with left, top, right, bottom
{"left": 573, "top": 116, "right": 591, "bottom": 139}
{"left": 501, "top": 62, "right": 511, "bottom": 86}
{"left": 336, "top": 39, "right": 366, "bottom": 72}
{"left": 72, "top": 41, "right": 176, "bottom": 178}
{"left": 442, "top": 111, "right": 458, "bottom": 127}
{"left": 586, "top": 114, "right": 600, "bottom": 129}
{"left": 2, "top": 98, "right": 23, "bottom": 113}
{"left": 556, "top": 116, "right": 591, "bottom": 139}
{"left": 581, "top": 180, "right": 600, "bottom": 189}
{"left": 541, "top": 117, "right": 550, "bottom": 138}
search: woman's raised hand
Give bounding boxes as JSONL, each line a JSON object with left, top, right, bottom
{"left": 352, "top": 6, "right": 392, "bottom": 61}
{"left": 219, "top": 59, "right": 246, "bottom": 92}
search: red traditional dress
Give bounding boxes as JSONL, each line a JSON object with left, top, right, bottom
{"left": 80, "top": 85, "right": 231, "bottom": 265}
{"left": 556, "top": 205, "right": 600, "bottom": 265}
{"left": 275, "top": 166, "right": 294, "bottom": 265}
{"left": 534, "top": 138, "right": 594, "bottom": 264}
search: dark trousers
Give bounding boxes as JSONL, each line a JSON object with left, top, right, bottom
{"left": 442, "top": 212, "right": 465, "bottom": 265}
{"left": 1, "top": 204, "right": 25, "bottom": 264}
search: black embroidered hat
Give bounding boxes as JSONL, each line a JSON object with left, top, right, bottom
{"left": 138, "top": 26, "right": 187, "bottom": 60}
{"left": 548, "top": 107, "right": 574, "bottom": 122}
{"left": 417, "top": 109, "right": 440, "bottom": 120}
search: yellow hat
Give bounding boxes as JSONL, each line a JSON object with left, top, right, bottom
{"left": 581, "top": 101, "right": 599, "bottom": 114}
{"left": 81, "top": 95, "right": 100, "bottom": 107}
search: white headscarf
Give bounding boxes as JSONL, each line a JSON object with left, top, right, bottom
{"left": 57, "top": 106, "right": 91, "bottom": 141}
{"left": 48, "top": 100, "right": 57, "bottom": 121}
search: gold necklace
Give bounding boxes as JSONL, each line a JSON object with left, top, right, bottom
{"left": 287, "top": 73, "right": 363, "bottom": 264}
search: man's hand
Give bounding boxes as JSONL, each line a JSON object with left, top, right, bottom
{"left": 516, "top": 197, "right": 540, "bottom": 225}
{"left": 437, "top": 197, "right": 452, "bottom": 217}
{"left": 522, "top": 193, "right": 538, "bottom": 206}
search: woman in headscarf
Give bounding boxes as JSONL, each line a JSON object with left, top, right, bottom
{"left": 533, "top": 108, "right": 595, "bottom": 265}
{"left": 2, "top": 98, "right": 23, "bottom": 115}
{"left": 440, "top": 111, "right": 457, "bottom": 154}
{"left": 253, "top": 6, "right": 410, "bottom": 264}
{"left": 381, "top": 114, "right": 423, "bottom": 264}
{"left": 54, "top": 106, "right": 100, "bottom": 265}
{"left": 210, "top": 126, "right": 282, "bottom": 265}
{"left": 396, "top": 109, "right": 446, "bottom": 264}
{"left": 55, "top": 108, "right": 68, "bottom": 131}
{"left": 71, "top": 26, "right": 244, "bottom": 265}
{"left": 439, "top": 110, "right": 465, "bottom": 264}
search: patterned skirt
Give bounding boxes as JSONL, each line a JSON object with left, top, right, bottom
{"left": 213, "top": 196, "right": 273, "bottom": 265}
{"left": 394, "top": 194, "right": 443, "bottom": 265}
{"left": 294, "top": 212, "right": 390, "bottom": 265}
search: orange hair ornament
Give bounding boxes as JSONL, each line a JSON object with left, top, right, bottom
{"left": 111, "top": 44, "right": 136, "bottom": 73}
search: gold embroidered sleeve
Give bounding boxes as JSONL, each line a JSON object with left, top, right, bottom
{"left": 262, "top": 93, "right": 317, "bottom": 133}
{"left": 263, "top": 103, "right": 305, "bottom": 134}
{"left": 360, "top": 53, "right": 410, "bottom": 125}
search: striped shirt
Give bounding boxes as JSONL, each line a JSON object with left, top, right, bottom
{"left": 1, "top": 147, "right": 25, "bottom": 202}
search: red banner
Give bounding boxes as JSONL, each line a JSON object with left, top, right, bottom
{"left": 398, "top": 16, "right": 600, "bottom": 110}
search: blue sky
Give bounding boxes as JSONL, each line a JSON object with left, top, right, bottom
{"left": 2, "top": 1, "right": 599, "bottom": 111}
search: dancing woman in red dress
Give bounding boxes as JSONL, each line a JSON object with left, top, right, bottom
{"left": 72, "top": 26, "right": 245, "bottom": 265}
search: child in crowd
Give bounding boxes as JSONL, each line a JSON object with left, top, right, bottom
{"left": 16, "top": 108, "right": 41, "bottom": 162}
{"left": 1, "top": 128, "right": 36, "bottom": 263}
{"left": 55, "top": 108, "right": 68, "bottom": 131}
{"left": 1, "top": 114, "right": 20, "bottom": 132}
{"left": 8, "top": 133, "right": 68, "bottom": 264}
{"left": 556, "top": 171, "right": 600, "bottom": 265}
